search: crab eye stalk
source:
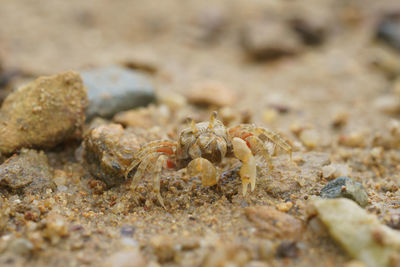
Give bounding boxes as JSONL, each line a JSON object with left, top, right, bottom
{"left": 208, "top": 111, "right": 218, "bottom": 129}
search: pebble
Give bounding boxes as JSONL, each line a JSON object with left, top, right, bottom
{"left": 289, "top": 15, "right": 327, "bottom": 46}
{"left": 369, "top": 46, "right": 400, "bottom": 78}
{"left": 82, "top": 66, "right": 155, "bottom": 120}
{"left": 311, "top": 198, "right": 400, "bottom": 267}
{"left": 275, "top": 241, "right": 299, "bottom": 258}
{"left": 320, "top": 176, "right": 368, "bottom": 207}
{"left": 120, "top": 225, "right": 135, "bottom": 237}
{"left": 7, "top": 238, "right": 33, "bottom": 257}
{"left": 187, "top": 80, "right": 237, "bottom": 107}
{"left": 338, "top": 131, "right": 367, "bottom": 148}
{"left": 276, "top": 201, "right": 293, "bottom": 212}
{"left": 374, "top": 94, "right": 400, "bottom": 115}
{"left": 150, "top": 235, "right": 176, "bottom": 263}
{"left": 0, "top": 71, "right": 87, "bottom": 155}
{"left": 157, "top": 91, "right": 187, "bottom": 110}
{"left": 376, "top": 12, "right": 400, "bottom": 51}
{"left": 245, "top": 206, "right": 303, "bottom": 240}
{"left": 241, "top": 19, "right": 302, "bottom": 61}
{"left": 322, "top": 163, "right": 351, "bottom": 180}
{"left": 0, "top": 149, "right": 54, "bottom": 192}
{"left": 299, "top": 129, "right": 320, "bottom": 149}
{"left": 331, "top": 111, "right": 349, "bottom": 128}
{"left": 102, "top": 248, "right": 146, "bottom": 267}
{"left": 83, "top": 124, "right": 140, "bottom": 187}
{"left": 43, "top": 212, "right": 69, "bottom": 245}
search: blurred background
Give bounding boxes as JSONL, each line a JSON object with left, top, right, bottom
{"left": 0, "top": 0, "right": 400, "bottom": 134}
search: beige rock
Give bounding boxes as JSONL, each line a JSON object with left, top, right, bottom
{"left": 0, "top": 71, "right": 87, "bottom": 154}
{"left": 311, "top": 198, "right": 400, "bottom": 267}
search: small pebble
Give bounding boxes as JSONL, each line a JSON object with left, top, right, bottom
{"left": 320, "top": 176, "right": 368, "bottom": 207}
{"left": 376, "top": 12, "right": 400, "bottom": 51}
{"left": 338, "top": 131, "right": 366, "bottom": 148}
{"left": 299, "top": 129, "right": 320, "bottom": 149}
{"left": 276, "top": 202, "right": 293, "bottom": 212}
{"left": 150, "top": 235, "right": 176, "bottom": 263}
{"left": 43, "top": 213, "right": 69, "bottom": 244}
{"left": 187, "top": 80, "right": 237, "bottom": 107}
{"left": 7, "top": 238, "right": 33, "bottom": 257}
{"left": 241, "top": 19, "right": 302, "bottom": 61}
{"left": 120, "top": 225, "right": 135, "bottom": 237}
{"left": 332, "top": 111, "right": 349, "bottom": 128}
{"left": 245, "top": 206, "right": 303, "bottom": 240}
{"left": 103, "top": 248, "right": 146, "bottom": 267}
{"left": 374, "top": 94, "right": 400, "bottom": 115}
{"left": 322, "top": 164, "right": 351, "bottom": 180}
{"left": 262, "top": 108, "right": 278, "bottom": 124}
{"left": 276, "top": 241, "right": 299, "bottom": 258}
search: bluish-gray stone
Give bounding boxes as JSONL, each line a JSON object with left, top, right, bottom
{"left": 320, "top": 176, "right": 368, "bottom": 207}
{"left": 82, "top": 66, "right": 155, "bottom": 120}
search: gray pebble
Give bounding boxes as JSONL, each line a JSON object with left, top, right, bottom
{"left": 320, "top": 176, "right": 368, "bottom": 207}
{"left": 82, "top": 66, "right": 155, "bottom": 120}
{"left": 376, "top": 12, "right": 400, "bottom": 51}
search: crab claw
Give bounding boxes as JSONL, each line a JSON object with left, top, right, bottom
{"left": 187, "top": 157, "right": 218, "bottom": 186}
{"left": 232, "top": 137, "right": 257, "bottom": 195}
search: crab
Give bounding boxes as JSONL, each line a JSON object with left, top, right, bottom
{"left": 125, "top": 111, "right": 292, "bottom": 208}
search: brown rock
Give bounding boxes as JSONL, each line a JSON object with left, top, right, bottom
{"left": 83, "top": 124, "right": 139, "bottom": 187}
{"left": 0, "top": 149, "right": 53, "bottom": 192}
{"left": 245, "top": 206, "right": 303, "bottom": 240}
{"left": 0, "top": 71, "right": 87, "bottom": 154}
{"left": 187, "top": 80, "right": 237, "bottom": 107}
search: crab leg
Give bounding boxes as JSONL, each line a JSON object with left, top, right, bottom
{"left": 254, "top": 128, "right": 292, "bottom": 160}
{"left": 130, "top": 153, "right": 154, "bottom": 190}
{"left": 246, "top": 135, "right": 274, "bottom": 174}
{"left": 232, "top": 137, "right": 257, "bottom": 196}
{"left": 154, "top": 155, "right": 167, "bottom": 208}
{"left": 125, "top": 140, "right": 176, "bottom": 178}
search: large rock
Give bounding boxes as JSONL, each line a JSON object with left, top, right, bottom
{"left": 82, "top": 66, "right": 155, "bottom": 120}
{"left": 0, "top": 149, "right": 53, "bottom": 192}
{"left": 311, "top": 198, "right": 400, "bottom": 267}
{"left": 83, "top": 124, "right": 140, "bottom": 187}
{"left": 0, "top": 71, "right": 87, "bottom": 154}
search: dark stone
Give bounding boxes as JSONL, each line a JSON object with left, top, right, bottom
{"left": 320, "top": 176, "right": 368, "bottom": 207}
{"left": 82, "top": 66, "right": 155, "bottom": 120}
{"left": 376, "top": 12, "right": 400, "bottom": 51}
{"left": 276, "top": 241, "right": 299, "bottom": 258}
{"left": 120, "top": 225, "right": 136, "bottom": 237}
